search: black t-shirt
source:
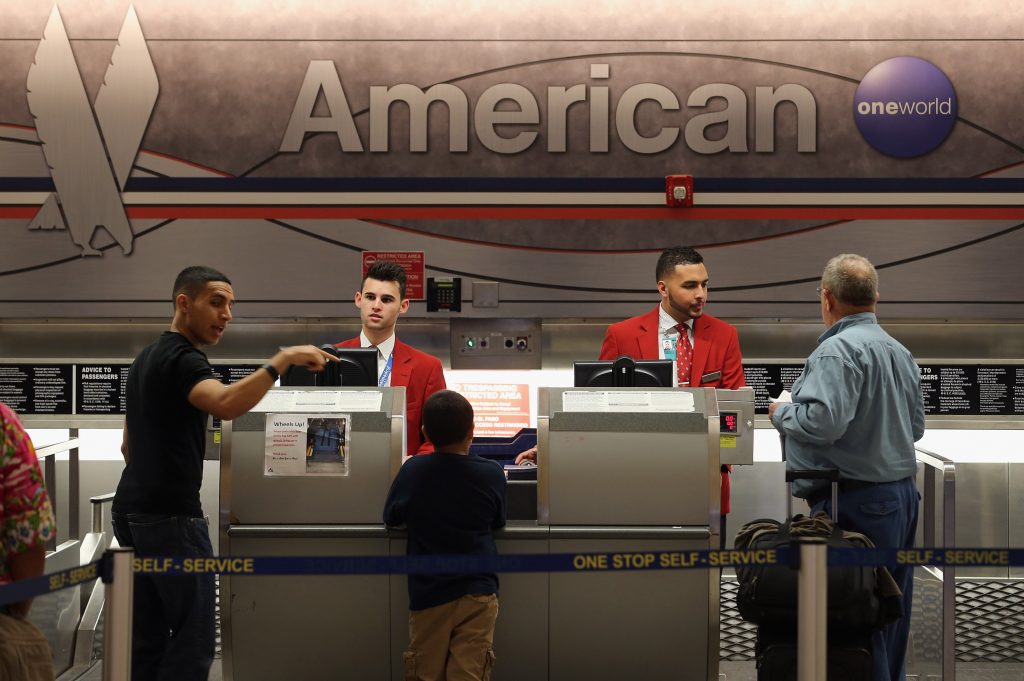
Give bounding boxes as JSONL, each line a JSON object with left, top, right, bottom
{"left": 112, "top": 332, "right": 216, "bottom": 517}
{"left": 383, "top": 452, "right": 507, "bottom": 610}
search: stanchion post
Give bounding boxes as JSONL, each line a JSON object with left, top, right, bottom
{"left": 102, "top": 547, "right": 134, "bottom": 681}
{"left": 797, "top": 537, "right": 827, "bottom": 681}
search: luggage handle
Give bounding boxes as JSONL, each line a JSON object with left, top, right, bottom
{"left": 785, "top": 469, "right": 839, "bottom": 483}
{"left": 786, "top": 468, "right": 839, "bottom": 522}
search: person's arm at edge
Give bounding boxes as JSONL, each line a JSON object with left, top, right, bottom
{"left": 3, "top": 411, "right": 53, "bottom": 618}
{"left": 6, "top": 544, "right": 46, "bottom": 618}
{"left": 188, "top": 345, "right": 337, "bottom": 421}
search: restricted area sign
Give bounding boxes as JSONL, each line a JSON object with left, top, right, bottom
{"left": 448, "top": 380, "right": 531, "bottom": 438}
{"left": 361, "top": 251, "right": 425, "bottom": 300}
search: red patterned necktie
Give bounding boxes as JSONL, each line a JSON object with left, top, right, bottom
{"left": 676, "top": 323, "right": 692, "bottom": 386}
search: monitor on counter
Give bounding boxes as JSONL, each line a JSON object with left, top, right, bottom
{"left": 573, "top": 356, "right": 674, "bottom": 388}
{"left": 282, "top": 345, "right": 379, "bottom": 387}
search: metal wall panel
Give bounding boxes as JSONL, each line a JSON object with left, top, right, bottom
{"left": 225, "top": 535, "right": 392, "bottom": 681}
{"left": 954, "top": 464, "right": 1009, "bottom": 578}
{"left": 3, "top": 319, "right": 1024, "bottom": 368}
{"left": 1011, "top": 463, "right": 1024, "bottom": 579}
{"left": 548, "top": 535, "right": 714, "bottom": 681}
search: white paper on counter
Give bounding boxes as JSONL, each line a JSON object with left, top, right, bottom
{"left": 562, "top": 390, "right": 695, "bottom": 413}
{"left": 252, "top": 390, "right": 383, "bottom": 413}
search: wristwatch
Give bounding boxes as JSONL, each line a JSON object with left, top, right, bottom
{"left": 261, "top": 363, "right": 280, "bottom": 381}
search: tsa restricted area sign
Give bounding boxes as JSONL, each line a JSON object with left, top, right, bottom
{"left": 361, "top": 251, "right": 425, "bottom": 301}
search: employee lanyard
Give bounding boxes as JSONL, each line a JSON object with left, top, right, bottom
{"left": 378, "top": 352, "right": 394, "bottom": 387}
{"left": 662, "top": 334, "right": 677, "bottom": 362}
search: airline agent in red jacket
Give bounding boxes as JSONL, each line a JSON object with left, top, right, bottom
{"left": 599, "top": 246, "right": 744, "bottom": 547}
{"left": 336, "top": 260, "right": 446, "bottom": 457}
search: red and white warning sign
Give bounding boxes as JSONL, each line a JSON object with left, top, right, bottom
{"left": 361, "top": 251, "right": 425, "bottom": 300}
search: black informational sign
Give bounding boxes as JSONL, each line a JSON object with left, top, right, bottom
{"left": 211, "top": 364, "right": 261, "bottom": 385}
{"left": 0, "top": 364, "right": 73, "bottom": 415}
{"left": 210, "top": 364, "right": 261, "bottom": 428}
{"left": 742, "top": 364, "right": 805, "bottom": 414}
{"left": 743, "top": 362, "right": 1024, "bottom": 417}
{"left": 919, "top": 364, "right": 1024, "bottom": 416}
{"left": 75, "top": 364, "right": 131, "bottom": 414}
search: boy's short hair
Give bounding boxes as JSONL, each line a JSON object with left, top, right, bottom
{"left": 422, "top": 390, "right": 474, "bottom": 449}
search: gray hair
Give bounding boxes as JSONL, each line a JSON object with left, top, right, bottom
{"left": 821, "top": 254, "right": 878, "bottom": 307}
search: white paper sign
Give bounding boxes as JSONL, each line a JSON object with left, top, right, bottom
{"left": 253, "top": 390, "right": 383, "bottom": 413}
{"left": 264, "top": 413, "right": 352, "bottom": 477}
{"left": 561, "top": 390, "right": 695, "bottom": 413}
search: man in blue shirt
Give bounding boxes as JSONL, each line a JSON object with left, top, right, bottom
{"left": 768, "top": 253, "right": 925, "bottom": 681}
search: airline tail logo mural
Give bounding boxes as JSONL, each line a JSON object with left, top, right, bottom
{"left": 26, "top": 4, "right": 157, "bottom": 256}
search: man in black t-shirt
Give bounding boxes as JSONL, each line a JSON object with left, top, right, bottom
{"left": 111, "top": 265, "right": 336, "bottom": 681}
{"left": 384, "top": 390, "right": 507, "bottom": 681}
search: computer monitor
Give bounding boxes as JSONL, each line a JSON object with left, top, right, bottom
{"left": 281, "top": 345, "right": 379, "bottom": 387}
{"left": 573, "top": 356, "right": 674, "bottom": 388}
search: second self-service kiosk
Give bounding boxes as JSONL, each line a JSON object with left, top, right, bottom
{"left": 537, "top": 386, "right": 731, "bottom": 681}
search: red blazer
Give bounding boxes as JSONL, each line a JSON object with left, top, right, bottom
{"left": 599, "top": 307, "right": 745, "bottom": 389}
{"left": 336, "top": 337, "right": 447, "bottom": 457}
{"left": 599, "top": 306, "right": 745, "bottom": 513}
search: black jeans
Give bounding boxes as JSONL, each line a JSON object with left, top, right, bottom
{"left": 111, "top": 513, "right": 216, "bottom": 681}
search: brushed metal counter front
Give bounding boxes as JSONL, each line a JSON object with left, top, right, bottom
{"left": 220, "top": 386, "right": 722, "bottom": 681}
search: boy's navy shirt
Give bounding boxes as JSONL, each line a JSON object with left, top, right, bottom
{"left": 384, "top": 451, "right": 507, "bottom": 610}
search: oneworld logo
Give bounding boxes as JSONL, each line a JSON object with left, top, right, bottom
{"left": 853, "top": 56, "right": 957, "bottom": 158}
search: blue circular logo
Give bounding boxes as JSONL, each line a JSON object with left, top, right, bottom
{"left": 853, "top": 57, "right": 957, "bottom": 158}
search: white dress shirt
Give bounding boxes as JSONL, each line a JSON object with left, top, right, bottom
{"left": 359, "top": 331, "right": 396, "bottom": 387}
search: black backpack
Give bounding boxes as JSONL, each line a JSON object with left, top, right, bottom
{"left": 734, "top": 512, "right": 901, "bottom": 632}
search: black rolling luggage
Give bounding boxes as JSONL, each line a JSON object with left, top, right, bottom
{"left": 756, "top": 624, "right": 872, "bottom": 681}
{"left": 734, "top": 469, "right": 891, "bottom": 681}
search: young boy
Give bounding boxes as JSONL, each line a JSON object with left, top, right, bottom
{"left": 384, "top": 390, "right": 507, "bottom": 681}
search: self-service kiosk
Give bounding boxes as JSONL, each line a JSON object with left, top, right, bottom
{"left": 219, "top": 383, "right": 755, "bottom": 681}
{"left": 219, "top": 386, "right": 405, "bottom": 680}
{"left": 538, "top": 386, "right": 729, "bottom": 681}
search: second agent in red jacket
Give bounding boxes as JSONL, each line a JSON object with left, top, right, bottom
{"left": 336, "top": 261, "right": 446, "bottom": 457}
{"left": 599, "top": 246, "right": 745, "bottom": 531}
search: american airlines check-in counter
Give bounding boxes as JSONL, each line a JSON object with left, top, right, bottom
{"left": 3, "top": 320, "right": 1023, "bottom": 680}
{"left": 215, "top": 382, "right": 753, "bottom": 681}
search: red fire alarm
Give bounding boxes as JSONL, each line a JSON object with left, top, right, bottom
{"left": 665, "top": 175, "right": 694, "bottom": 207}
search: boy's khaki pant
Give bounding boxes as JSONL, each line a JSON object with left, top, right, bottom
{"left": 404, "top": 593, "right": 498, "bottom": 681}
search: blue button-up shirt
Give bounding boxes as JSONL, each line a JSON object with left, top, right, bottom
{"left": 772, "top": 312, "right": 925, "bottom": 497}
